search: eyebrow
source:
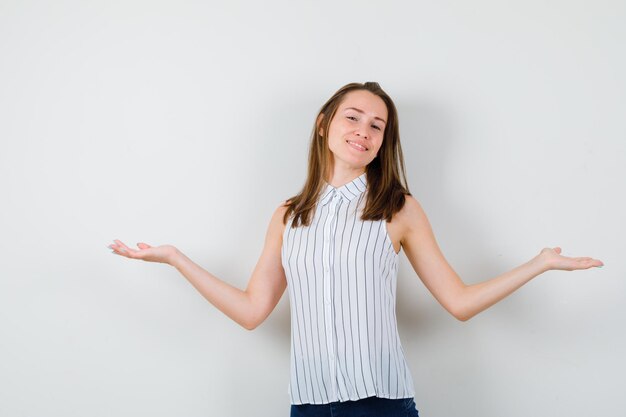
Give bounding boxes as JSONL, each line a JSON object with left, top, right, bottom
{"left": 344, "top": 107, "right": 387, "bottom": 124}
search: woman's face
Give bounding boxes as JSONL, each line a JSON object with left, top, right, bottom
{"left": 324, "top": 89, "right": 388, "bottom": 172}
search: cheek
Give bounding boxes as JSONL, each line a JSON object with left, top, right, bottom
{"left": 336, "top": 115, "right": 357, "bottom": 129}
{"left": 372, "top": 136, "right": 384, "bottom": 152}
{"left": 328, "top": 123, "right": 348, "bottom": 144}
{"left": 327, "top": 133, "right": 343, "bottom": 152}
{"left": 327, "top": 124, "right": 339, "bottom": 138}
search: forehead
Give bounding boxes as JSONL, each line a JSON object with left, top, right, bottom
{"left": 338, "top": 90, "right": 388, "bottom": 121}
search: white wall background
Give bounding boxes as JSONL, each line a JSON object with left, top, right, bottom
{"left": 1, "top": 1, "right": 624, "bottom": 416}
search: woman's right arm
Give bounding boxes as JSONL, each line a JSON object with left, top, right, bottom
{"left": 109, "top": 202, "right": 289, "bottom": 330}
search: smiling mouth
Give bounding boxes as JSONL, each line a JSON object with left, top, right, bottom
{"left": 346, "top": 140, "right": 368, "bottom": 151}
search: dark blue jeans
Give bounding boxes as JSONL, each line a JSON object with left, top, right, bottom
{"left": 290, "top": 396, "right": 420, "bottom": 417}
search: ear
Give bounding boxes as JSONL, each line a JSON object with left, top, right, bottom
{"left": 316, "top": 113, "right": 324, "bottom": 136}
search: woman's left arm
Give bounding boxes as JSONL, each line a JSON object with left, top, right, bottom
{"left": 398, "top": 196, "right": 604, "bottom": 321}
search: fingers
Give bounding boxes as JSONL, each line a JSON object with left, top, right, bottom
{"left": 574, "top": 257, "right": 604, "bottom": 266}
{"left": 108, "top": 241, "right": 125, "bottom": 256}
{"left": 543, "top": 246, "right": 604, "bottom": 270}
{"left": 575, "top": 258, "right": 595, "bottom": 269}
{"left": 109, "top": 239, "right": 136, "bottom": 258}
{"left": 588, "top": 258, "right": 604, "bottom": 268}
{"left": 571, "top": 257, "right": 604, "bottom": 270}
{"left": 108, "top": 240, "right": 157, "bottom": 261}
{"left": 114, "top": 239, "right": 133, "bottom": 255}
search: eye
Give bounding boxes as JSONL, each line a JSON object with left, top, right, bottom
{"left": 372, "top": 125, "right": 382, "bottom": 131}
{"left": 346, "top": 116, "right": 358, "bottom": 121}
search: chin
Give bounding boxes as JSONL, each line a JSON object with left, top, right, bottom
{"left": 346, "top": 159, "right": 371, "bottom": 170}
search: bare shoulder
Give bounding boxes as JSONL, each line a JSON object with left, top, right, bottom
{"left": 387, "top": 195, "right": 429, "bottom": 252}
{"left": 267, "top": 200, "right": 291, "bottom": 239}
{"left": 278, "top": 199, "right": 292, "bottom": 218}
{"left": 397, "top": 195, "right": 427, "bottom": 223}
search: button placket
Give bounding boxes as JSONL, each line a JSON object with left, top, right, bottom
{"left": 323, "top": 190, "right": 340, "bottom": 398}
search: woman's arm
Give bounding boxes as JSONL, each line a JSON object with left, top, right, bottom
{"left": 397, "top": 196, "right": 604, "bottom": 321}
{"left": 109, "top": 202, "right": 289, "bottom": 330}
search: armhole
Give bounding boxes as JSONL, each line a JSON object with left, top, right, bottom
{"left": 383, "top": 219, "right": 401, "bottom": 257}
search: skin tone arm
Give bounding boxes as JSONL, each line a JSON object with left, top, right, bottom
{"left": 108, "top": 203, "right": 289, "bottom": 330}
{"left": 397, "top": 195, "right": 604, "bottom": 322}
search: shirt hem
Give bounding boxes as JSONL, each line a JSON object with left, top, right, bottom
{"left": 290, "top": 390, "right": 416, "bottom": 406}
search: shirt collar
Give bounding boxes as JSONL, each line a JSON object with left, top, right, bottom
{"left": 319, "top": 172, "right": 368, "bottom": 206}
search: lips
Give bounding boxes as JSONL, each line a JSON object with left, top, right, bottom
{"left": 346, "top": 140, "right": 368, "bottom": 151}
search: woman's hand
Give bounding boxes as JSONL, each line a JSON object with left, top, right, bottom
{"left": 537, "top": 247, "right": 604, "bottom": 272}
{"left": 108, "top": 239, "right": 178, "bottom": 265}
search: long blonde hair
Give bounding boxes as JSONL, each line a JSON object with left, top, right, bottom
{"left": 283, "top": 82, "right": 411, "bottom": 228}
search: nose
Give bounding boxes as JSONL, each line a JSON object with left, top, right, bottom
{"left": 354, "top": 127, "right": 368, "bottom": 139}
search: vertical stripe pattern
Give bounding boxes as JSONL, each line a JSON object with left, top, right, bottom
{"left": 282, "top": 173, "right": 415, "bottom": 405}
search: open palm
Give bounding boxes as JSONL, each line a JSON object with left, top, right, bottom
{"left": 539, "top": 247, "right": 603, "bottom": 271}
{"left": 108, "top": 240, "right": 176, "bottom": 264}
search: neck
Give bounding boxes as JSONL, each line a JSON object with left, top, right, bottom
{"left": 326, "top": 164, "right": 366, "bottom": 188}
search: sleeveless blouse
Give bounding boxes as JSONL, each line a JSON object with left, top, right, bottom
{"left": 281, "top": 172, "right": 415, "bottom": 405}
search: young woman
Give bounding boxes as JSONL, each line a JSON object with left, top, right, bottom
{"left": 108, "top": 82, "right": 603, "bottom": 417}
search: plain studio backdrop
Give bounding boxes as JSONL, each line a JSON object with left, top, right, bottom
{"left": 1, "top": 1, "right": 624, "bottom": 416}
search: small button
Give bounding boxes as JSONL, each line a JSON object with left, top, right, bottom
{"left": 324, "top": 298, "right": 331, "bottom": 305}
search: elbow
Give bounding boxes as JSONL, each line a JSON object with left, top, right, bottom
{"left": 447, "top": 287, "right": 475, "bottom": 322}
{"left": 454, "top": 311, "right": 472, "bottom": 322}
{"left": 239, "top": 294, "right": 262, "bottom": 330}
{"left": 449, "top": 303, "right": 473, "bottom": 322}
{"left": 241, "top": 311, "right": 266, "bottom": 331}
{"left": 241, "top": 317, "right": 260, "bottom": 331}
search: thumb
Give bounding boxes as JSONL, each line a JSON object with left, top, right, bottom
{"left": 553, "top": 246, "right": 562, "bottom": 254}
{"left": 137, "top": 242, "right": 152, "bottom": 249}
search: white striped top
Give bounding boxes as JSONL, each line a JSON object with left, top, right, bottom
{"left": 281, "top": 172, "right": 415, "bottom": 405}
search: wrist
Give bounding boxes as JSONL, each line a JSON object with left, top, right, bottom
{"left": 530, "top": 252, "right": 551, "bottom": 275}
{"left": 167, "top": 246, "right": 184, "bottom": 267}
